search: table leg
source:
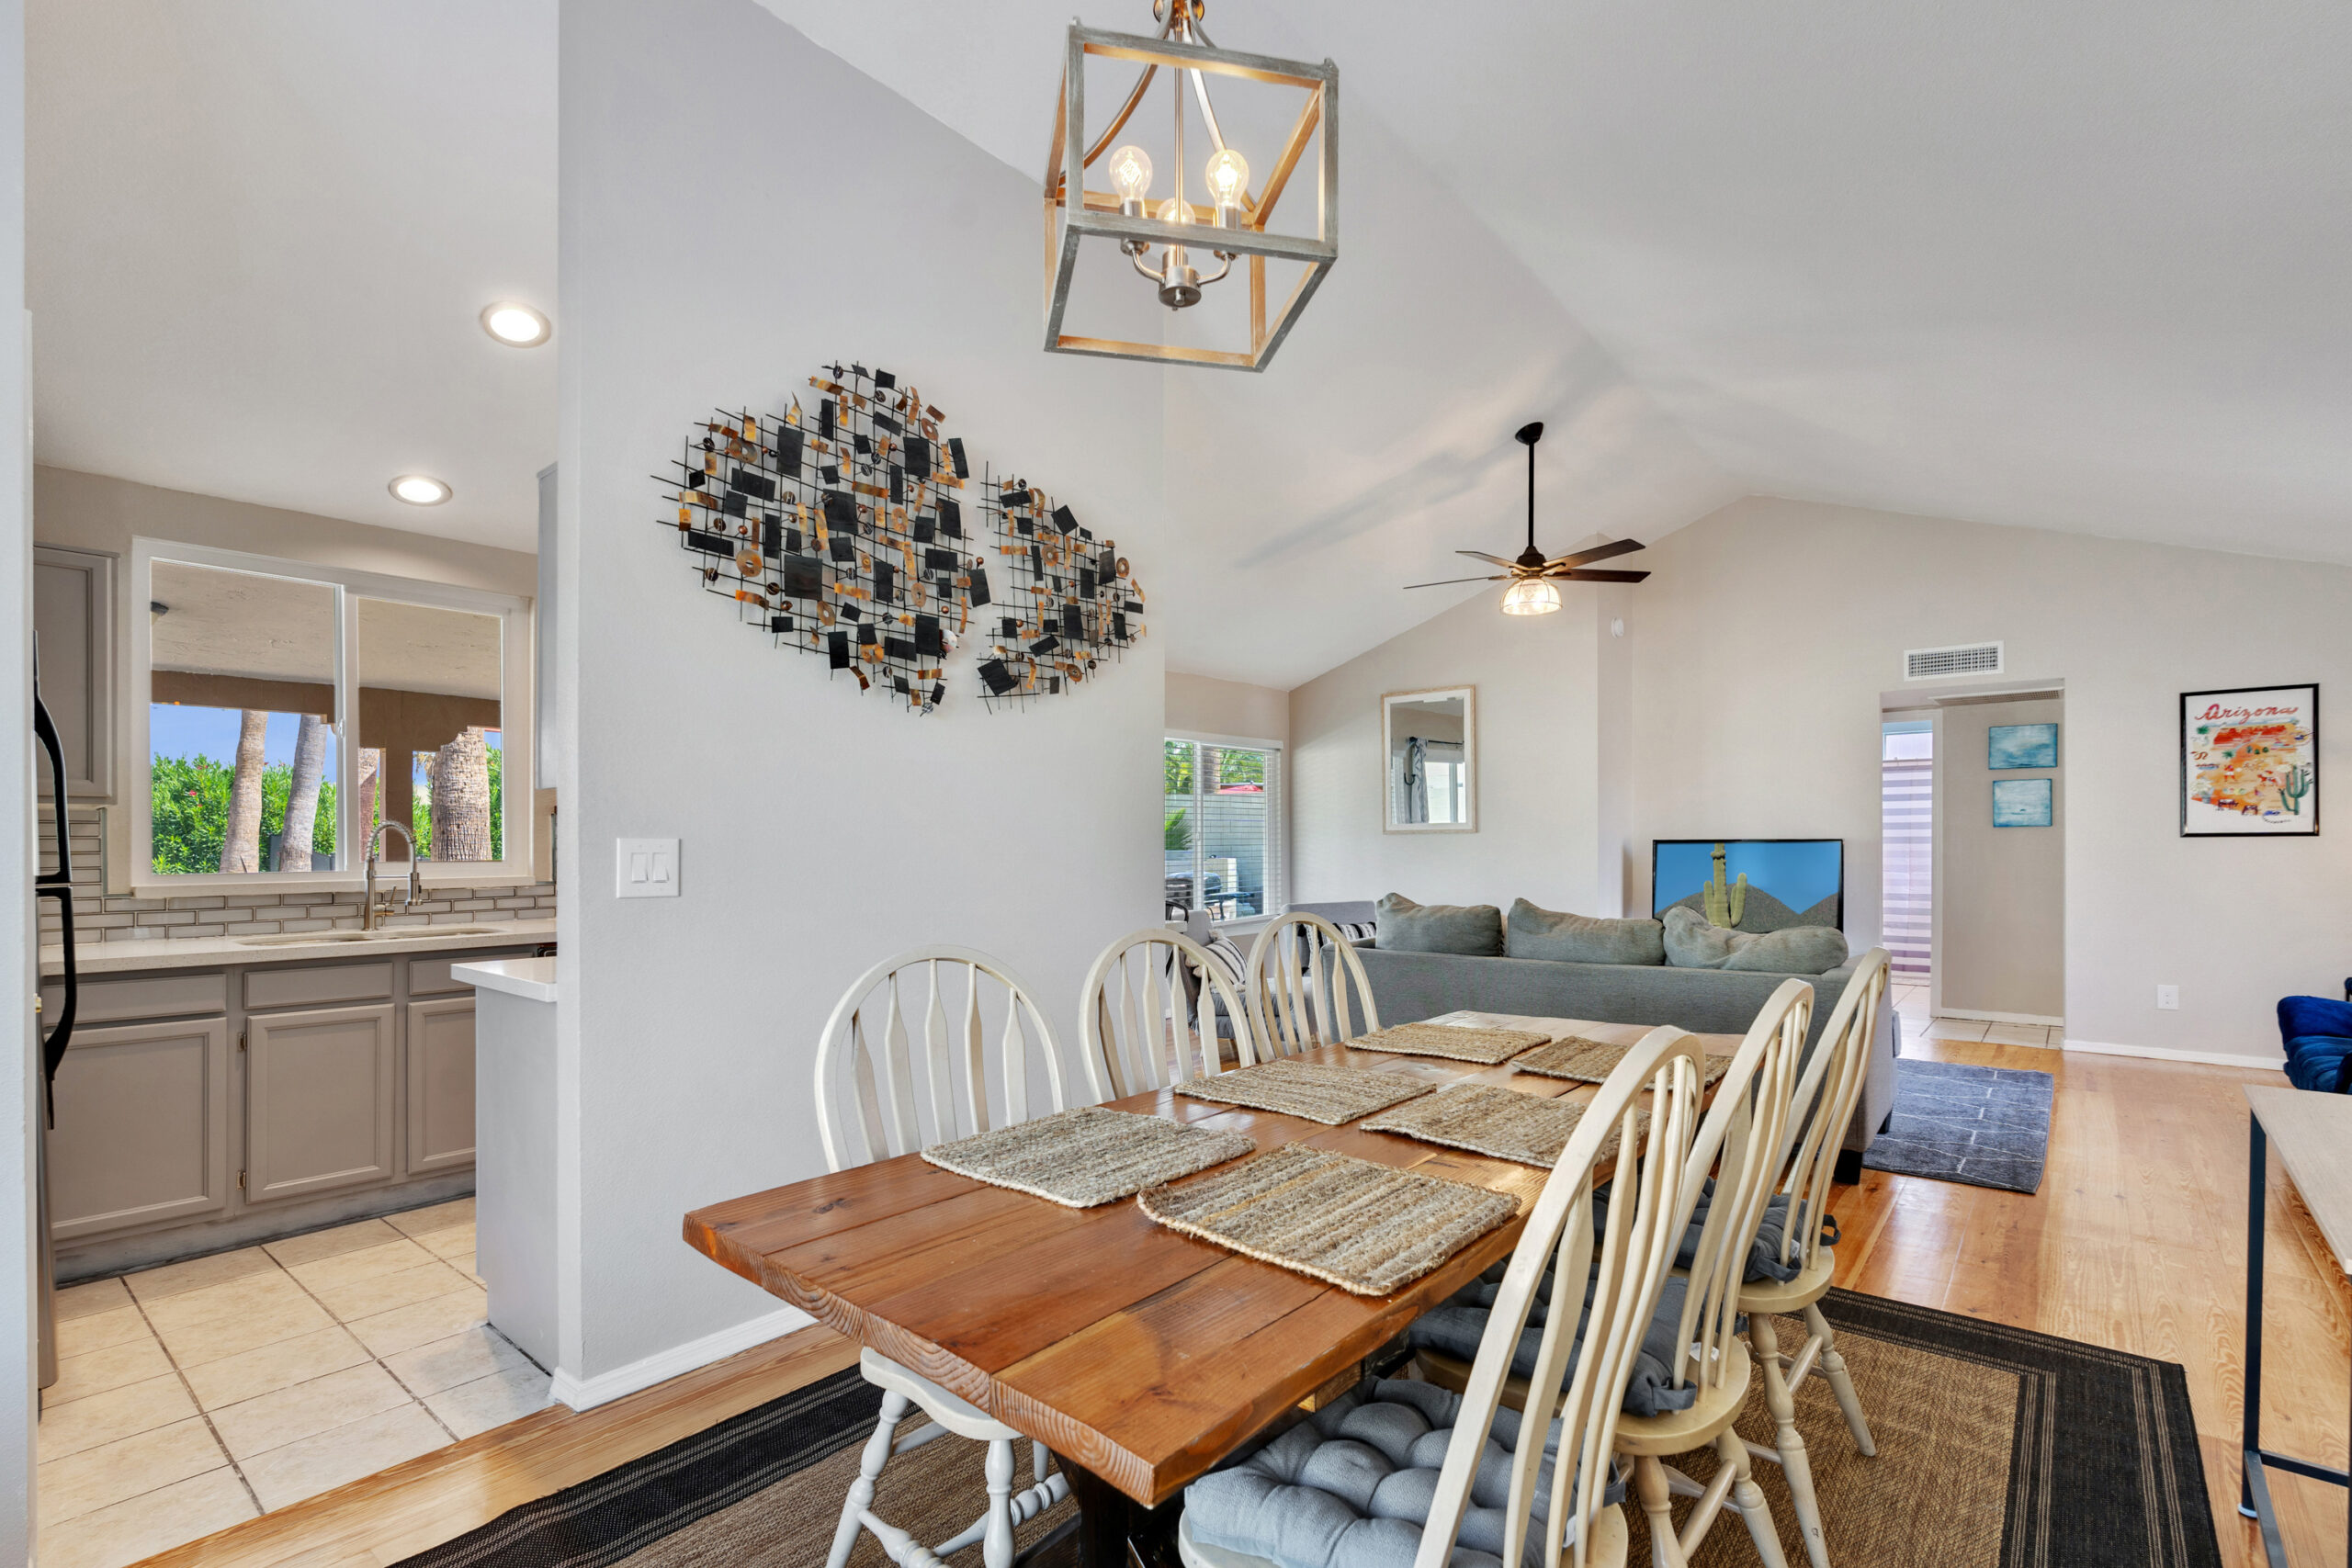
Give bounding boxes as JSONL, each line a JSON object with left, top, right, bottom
{"left": 1055, "top": 1454, "right": 1182, "bottom": 1568}
{"left": 2245, "top": 1111, "right": 2266, "bottom": 1521}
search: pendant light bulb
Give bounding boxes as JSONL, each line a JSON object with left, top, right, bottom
{"left": 1500, "top": 578, "right": 1562, "bottom": 616}
{"left": 1110, "top": 145, "right": 1154, "bottom": 212}
{"left": 1205, "top": 147, "right": 1250, "bottom": 219}
{"left": 1157, "top": 195, "right": 1188, "bottom": 224}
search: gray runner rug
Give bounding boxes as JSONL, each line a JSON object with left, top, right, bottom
{"left": 1860, "top": 1057, "right": 2054, "bottom": 1194}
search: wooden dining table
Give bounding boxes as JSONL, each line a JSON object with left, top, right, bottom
{"left": 682, "top": 1010, "right": 1740, "bottom": 1568}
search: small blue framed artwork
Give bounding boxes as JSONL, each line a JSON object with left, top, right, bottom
{"left": 1988, "top": 723, "right": 2058, "bottom": 770}
{"left": 1992, "top": 777, "right": 2053, "bottom": 828}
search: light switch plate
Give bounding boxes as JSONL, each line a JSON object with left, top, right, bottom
{"left": 616, "top": 838, "right": 680, "bottom": 898}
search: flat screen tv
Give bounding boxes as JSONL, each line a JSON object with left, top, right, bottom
{"left": 1650, "top": 839, "right": 1845, "bottom": 930}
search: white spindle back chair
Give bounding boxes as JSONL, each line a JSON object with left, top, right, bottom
{"left": 1243, "top": 911, "right": 1378, "bottom": 1056}
{"left": 1768, "top": 948, "right": 1888, "bottom": 1281}
{"left": 813, "top": 946, "right": 1071, "bottom": 1174}
{"left": 1081, "top": 928, "right": 1258, "bottom": 1101}
{"left": 1412, "top": 1026, "right": 1711, "bottom": 1568}
{"left": 1613, "top": 976, "right": 1814, "bottom": 1568}
{"left": 1740, "top": 948, "right": 1892, "bottom": 1568}
{"left": 811, "top": 947, "right": 1071, "bottom": 1568}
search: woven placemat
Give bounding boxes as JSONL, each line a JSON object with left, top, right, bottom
{"left": 921, "top": 1107, "right": 1254, "bottom": 1208}
{"left": 1136, "top": 1143, "right": 1518, "bottom": 1295}
{"left": 1362, "top": 1082, "right": 1650, "bottom": 1168}
{"left": 1174, "top": 1059, "right": 1435, "bottom": 1125}
{"left": 1346, "top": 1021, "right": 1552, "bottom": 1066}
{"left": 1511, "top": 1036, "right": 1733, "bottom": 1088}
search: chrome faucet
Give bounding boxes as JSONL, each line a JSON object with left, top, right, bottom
{"left": 364, "top": 823, "right": 424, "bottom": 931}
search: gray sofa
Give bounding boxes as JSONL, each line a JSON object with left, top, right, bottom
{"left": 1295, "top": 901, "right": 1895, "bottom": 1156}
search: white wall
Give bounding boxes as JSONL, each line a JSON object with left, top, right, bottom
{"left": 1626, "top": 496, "right": 2352, "bottom": 1064}
{"left": 558, "top": 0, "right": 1165, "bottom": 1388}
{"left": 1937, "top": 696, "right": 2064, "bottom": 1020}
{"left": 1166, "top": 672, "right": 1287, "bottom": 745}
{"left": 2, "top": 0, "right": 37, "bottom": 1550}
{"left": 1288, "top": 575, "right": 1625, "bottom": 917}
{"left": 1286, "top": 491, "right": 2352, "bottom": 1064}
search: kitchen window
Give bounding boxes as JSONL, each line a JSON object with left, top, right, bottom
{"left": 133, "top": 540, "right": 531, "bottom": 887}
{"left": 1164, "top": 736, "right": 1282, "bottom": 922}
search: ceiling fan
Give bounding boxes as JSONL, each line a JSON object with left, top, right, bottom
{"left": 1405, "top": 421, "right": 1650, "bottom": 615}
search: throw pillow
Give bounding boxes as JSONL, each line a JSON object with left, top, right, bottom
{"left": 1374, "top": 893, "right": 1503, "bottom": 956}
{"left": 1662, "top": 905, "right": 1849, "bottom": 975}
{"left": 1506, "top": 898, "right": 1666, "bottom": 965}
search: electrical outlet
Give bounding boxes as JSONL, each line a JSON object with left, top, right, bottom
{"left": 2155, "top": 984, "right": 2179, "bottom": 1010}
{"left": 616, "top": 838, "right": 680, "bottom": 898}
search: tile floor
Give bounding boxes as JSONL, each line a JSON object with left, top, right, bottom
{"left": 37, "top": 1198, "right": 552, "bottom": 1568}
{"left": 1889, "top": 980, "right": 2065, "bottom": 1048}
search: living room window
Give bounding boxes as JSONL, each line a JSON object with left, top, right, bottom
{"left": 134, "top": 540, "right": 530, "bottom": 887}
{"left": 1164, "top": 737, "right": 1282, "bottom": 921}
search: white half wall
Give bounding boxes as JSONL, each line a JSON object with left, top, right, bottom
{"left": 559, "top": 0, "right": 1165, "bottom": 1382}
{"left": 1628, "top": 496, "right": 2352, "bottom": 1062}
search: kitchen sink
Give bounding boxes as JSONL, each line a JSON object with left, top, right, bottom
{"left": 234, "top": 924, "right": 513, "bottom": 947}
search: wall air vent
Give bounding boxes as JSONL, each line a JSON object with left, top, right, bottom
{"left": 1904, "top": 641, "right": 2004, "bottom": 681}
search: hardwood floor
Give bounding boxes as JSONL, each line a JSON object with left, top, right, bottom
{"left": 129, "top": 1035, "right": 2340, "bottom": 1568}
{"left": 1834, "top": 1035, "right": 2346, "bottom": 1568}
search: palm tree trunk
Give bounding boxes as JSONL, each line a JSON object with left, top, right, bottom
{"left": 220, "top": 708, "right": 268, "bottom": 872}
{"left": 277, "top": 714, "right": 331, "bottom": 871}
{"left": 356, "top": 748, "right": 381, "bottom": 857}
{"left": 430, "top": 728, "right": 492, "bottom": 862}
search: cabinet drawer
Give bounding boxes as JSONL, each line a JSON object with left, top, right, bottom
{"left": 409, "top": 951, "right": 536, "bottom": 998}
{"left": 41, "top": 972, "right": 228, "bottom": 1025}
{"left": 244, "top": 962, "right": 394, "bottom": 1011}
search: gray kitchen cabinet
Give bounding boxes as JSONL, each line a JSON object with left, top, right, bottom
{"left": 405, "top": 996, "right": 477, "bottom": 1174}
{"left": 31, "top": 544, "right": 115, "bottom": 802}
{"left": 44, "top": 944, "right": 538, "bottom": 1275}
{"left": 243, "top": 1002, "right": 398, "bottom": 1204}
{"left": 46, "top": 1016, "right": 232, "bottom": 1239}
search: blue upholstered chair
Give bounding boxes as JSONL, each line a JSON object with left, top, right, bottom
{"left": 2278, "top": 995, "right": 2352, "bottom": 1092}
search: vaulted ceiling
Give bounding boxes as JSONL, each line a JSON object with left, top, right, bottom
{"left": 29, "top": 1, "right": 2352, "bottom": 689}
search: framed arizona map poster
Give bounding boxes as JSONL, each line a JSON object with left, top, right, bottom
{"left": 2181, "top": 684, "right": 2319, "bottom": 836}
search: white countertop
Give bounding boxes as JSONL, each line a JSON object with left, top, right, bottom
{"left": 41, "top": 919, "right": 557, "bottom": 977}
{"left": 453, "top": 956, "right": 558, "bottom": 1003}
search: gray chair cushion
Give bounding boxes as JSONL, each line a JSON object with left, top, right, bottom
{"left": 1505, "top": 900, "right": 1666, "bottom": 966}
{"left": 1377, "top": 895, "right": 1504, "bottom": 957}
{"left": 1182, "top": 1378, "right": 1615, "bottom": 1568}
{"left": 1662, "top": 907, "right": 1848, "bottom": 976}
{"left": 1406, "top": 1262, "right": 1695, "bottom": 1418}
{"left": 1593, "top": 1177, "right": 1806, "bottom": 1284}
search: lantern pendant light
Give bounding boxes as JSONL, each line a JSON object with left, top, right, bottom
{"left": 1044, "top": 0, "right": 1338, "bottom": 371}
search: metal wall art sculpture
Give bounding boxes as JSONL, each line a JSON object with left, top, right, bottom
{"left": 656, "top": 362, "right": 1145, "bottom": 714}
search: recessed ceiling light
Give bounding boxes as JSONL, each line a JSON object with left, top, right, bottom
{"left": 390, "top": 474, "right": 452, "bottom": 506}
{"left": 480, "top": 301, "right": 551, "bottom": 347}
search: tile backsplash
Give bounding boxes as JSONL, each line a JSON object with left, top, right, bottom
{"left": 37, "top": 806, "right": 556, "bottom": 945}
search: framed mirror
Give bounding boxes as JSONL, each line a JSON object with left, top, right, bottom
{"left": 1383, "top": 686, "right": 1476, "bottom": 832}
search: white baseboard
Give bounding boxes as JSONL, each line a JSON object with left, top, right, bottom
{"left": 550, "top": 1304, "right": 814, "bottom": 1412}
{"left": 2061, "top": 1038, "right": 2286, "bottom": 1074}
{"left": 1937, "top": 1008, "right": 2065, "bottom": 1027}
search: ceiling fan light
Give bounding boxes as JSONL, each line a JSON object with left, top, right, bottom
{"left": 1500, "top": 578, "right": 1562, "bottom": 616}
